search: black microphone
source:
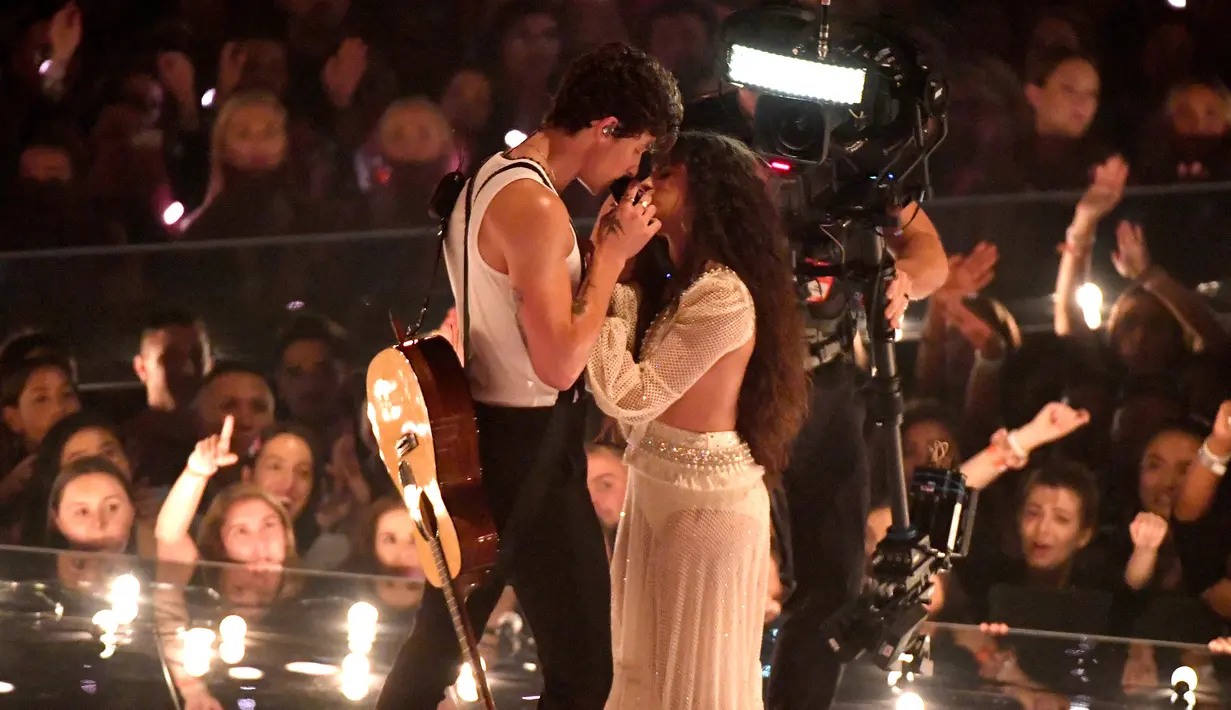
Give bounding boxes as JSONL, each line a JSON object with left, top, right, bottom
{"left": 609, "top": 152, "right": 654, "bottom": 202}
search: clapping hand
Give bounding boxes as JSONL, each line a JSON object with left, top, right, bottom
{"left": 942, "top": 242, "right": 998, "bottom": 298}
{"left": 1074, "top": 155, "right": 1129, "bottom": 229}
{"left": 186, "top": 415, "right": 237, "bottom": 477}
{"left": 1111, "top": 221, "right": 1152, "bottom": 280}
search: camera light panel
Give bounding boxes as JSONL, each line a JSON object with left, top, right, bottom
{"left": 728, "top": 44, "right": 866, "bottom": 105}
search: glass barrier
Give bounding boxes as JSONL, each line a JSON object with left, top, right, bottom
{"left": 2, "top": 184, "right": 1230, "bottom": 384}
{"left": 0, "top": 544, "right": 1227, "bottom": 708}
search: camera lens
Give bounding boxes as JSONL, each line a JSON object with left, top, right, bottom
{"left": 772, "top": 103, "right": 827, "bottom": 159}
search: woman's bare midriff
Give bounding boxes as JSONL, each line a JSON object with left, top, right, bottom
{"left": 655, "top": 339, "right": 754, "bottom": 434}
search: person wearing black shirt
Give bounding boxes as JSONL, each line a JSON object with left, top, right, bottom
{"left": 682, "top": 86, "right": 949, "bottom": 709}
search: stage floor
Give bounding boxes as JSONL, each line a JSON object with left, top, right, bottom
{"left": 0, "top": 546, "right": 1225, "bottom": 709}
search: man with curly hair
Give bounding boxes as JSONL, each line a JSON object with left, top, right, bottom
{"left": 375, "top": 43, "right": 682, "bottom": 710}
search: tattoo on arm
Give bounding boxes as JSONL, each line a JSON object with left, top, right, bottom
{"left": 571, "top": 277, "right": 594, "bottom": 316}
{"left": 512, "top": 287, "right": 529, "bottom": 347}
{"left": 593, "top": 210, "right": 624, "bottom": 249}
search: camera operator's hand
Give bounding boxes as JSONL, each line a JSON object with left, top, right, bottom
{"left": 884, "top": 270, "right": 912, "bottom": 330}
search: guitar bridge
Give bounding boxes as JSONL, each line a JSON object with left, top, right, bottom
{"left": 397, "top": 433, "right": 419, "bottom": 457}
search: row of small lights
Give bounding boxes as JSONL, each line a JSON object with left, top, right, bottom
{"left": 77, "top": 573, "right": 382, "bottom": 702}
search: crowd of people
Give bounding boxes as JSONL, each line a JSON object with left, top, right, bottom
{"left": 3, "top": 0, "right": 1231, "bottom": 249}
{"left": 3, "top": 0, "right": 1231, "bottom": 706}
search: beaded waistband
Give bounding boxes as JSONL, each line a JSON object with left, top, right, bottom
{"left": 624, "top": 421, "right": 762, "bottom": 489}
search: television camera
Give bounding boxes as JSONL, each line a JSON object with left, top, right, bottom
{"left": 719, "top": 0, "right": 972, "bottom": 673}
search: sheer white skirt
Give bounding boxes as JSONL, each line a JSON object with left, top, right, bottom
{"left": 606, "top": 420, "right": 770, "bottom": 710}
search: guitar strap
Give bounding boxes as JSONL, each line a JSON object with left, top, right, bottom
{"left": 460, "top": 156, "right": 588, "bottom": 578}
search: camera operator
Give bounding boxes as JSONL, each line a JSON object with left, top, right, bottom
{"left": 683, "top": 82, "right": 948, "bottom": 709}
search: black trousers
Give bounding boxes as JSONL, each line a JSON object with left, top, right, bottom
{"left": 375, "top": 395, "right": 613, "bottom": 710}
{"left": 767, "top": 360, "right": 870, "bottom": 710}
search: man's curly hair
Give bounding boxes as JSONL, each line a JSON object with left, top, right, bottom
{"left": 544, "top": 43, "right": 683, "bottom": 143}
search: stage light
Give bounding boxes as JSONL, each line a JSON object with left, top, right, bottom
{"left": 0, "top": 682, "right": 12, "bottom": 693}
{"left": 455, "top": 661, "right": 480, "bottom": 703}
{"left": 182, "top": 627, "right": 215, "bottom": 678}
{"left": 347, "top": 602, "right": 379, "bottom": 629}
{"left": 201, "top": 88, "right": 216, "bottom": 108}
{"left": 1168, "top": 0, "right": 1186, "bottom": 8}
{"left": 285, "top": 661, "right": 338, "bottom": 676}
{"left": 340, "top": 653, "right": 371, "bottom": 701}
{"left": 220, "top": 615, "right": 248, "bottom": 641}
{"left": 162, "top": 201, "right": 184, "bottom": 226}
{"left": 504, "top": 129, "right": 528, "bottom": 149}
{"left": 895, "top": 691, "right": 924, "bottom": 710}
{"left": 1076, "top": 282, "right": 1103, "bottom": 329}
{"left": 220, "top": 639, "right": 246, "bottom": 664}
{"left": 110, "top": 574, "right": 140, "bottom": 601}
{"left": 228, "top": 667, "right": 263, "bottom": 681}
{"left": 92, "top": 609, "right": 118, "bottom": 634}
{"left": 727, "top": 44, "right": 866, "bottom": 105}
{"left": 1172, "top": 666, "right": 1198, "bottom": 692}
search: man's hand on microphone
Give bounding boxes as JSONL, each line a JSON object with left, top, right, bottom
{"left": 884, "top": 270, "right": 913, "bottom": 330}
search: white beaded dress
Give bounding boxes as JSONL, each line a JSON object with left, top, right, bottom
{"left": 586, "top": 267, "right": 771, "bottom": 710}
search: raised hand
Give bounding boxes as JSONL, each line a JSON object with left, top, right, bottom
{"left": 49, "top": 1, "right": 83, "bottom": 63}
{"left": 322, "top": 38, "right": 369, "bottom": 108}
{"left": 1129, "top": 511, "right": 1168, "bottom": 552}
{"left": 157, "top": 51, "right": 196, "bottom": 106}
{"left": 1211, "top": 401, "right": 1231, "bottom": 455}
{"left": 595, "top": 179, "right": 660, "bottom": 261}
{"left": 946, "top": 298, "right": 1004, "bottom": 359}
{"left": 1074, "top": 155, "right": 1129, "bottom": 228}
{"left": 1016, "top": 401, "right": 1091, "bottom": 452}
{"left": 186, "top": 415, "right": 237, "bottom": 477}
{"left": 942, "top": 242, "right": 998, "bottom": 298}
{"left": 217, "top": 42, "right": 247, "bottom": 100}
{"left": 1111, "top": 221, "right": 1151, "bottom": 280}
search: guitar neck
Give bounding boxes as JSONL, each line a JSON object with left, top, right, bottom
{"left": 425, "top": 529, "right": 497, "bottom": 710}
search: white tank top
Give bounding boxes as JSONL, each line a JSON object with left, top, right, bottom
{"left": 444, "top": 154, "right": 583, "bottom": 407}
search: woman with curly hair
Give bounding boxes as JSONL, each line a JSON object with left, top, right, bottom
{"left": 586, "top": 131, "right": 808, "bottom": 709}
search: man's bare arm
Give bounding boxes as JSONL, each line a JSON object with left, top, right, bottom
{"left": 886, "top": 202, "right": 949, "bottom": 298}
{"left": 490, "top": 182, "right": 647, "bottom": 390}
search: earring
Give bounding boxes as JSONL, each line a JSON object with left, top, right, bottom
{"left": 603, "top": 125, "right": 614, "bottom": 136}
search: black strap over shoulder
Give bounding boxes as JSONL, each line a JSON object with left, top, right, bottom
{"left": 460, "top": 157, "right": 557, "bottom": 366}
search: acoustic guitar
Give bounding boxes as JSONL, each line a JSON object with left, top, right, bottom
{"left": 366, "top": 332, "right": 498, "bottom": 709}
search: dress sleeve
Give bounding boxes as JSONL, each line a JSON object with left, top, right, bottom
{"left": 586, "top": 271, "right": 755, "bottom": 425}
{"left": 607, "top": 283, "right": 640, "bottom": 354}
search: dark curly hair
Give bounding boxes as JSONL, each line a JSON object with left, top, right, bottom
{"left": 544, "top": 43, "right": 683, "bottom": 144}
{"left": 637, "top": 132, "right": 808, "bottom": 484}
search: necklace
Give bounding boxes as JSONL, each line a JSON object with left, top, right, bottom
{"left": 516, "top": 142, "right": 557, "bottom": 188}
